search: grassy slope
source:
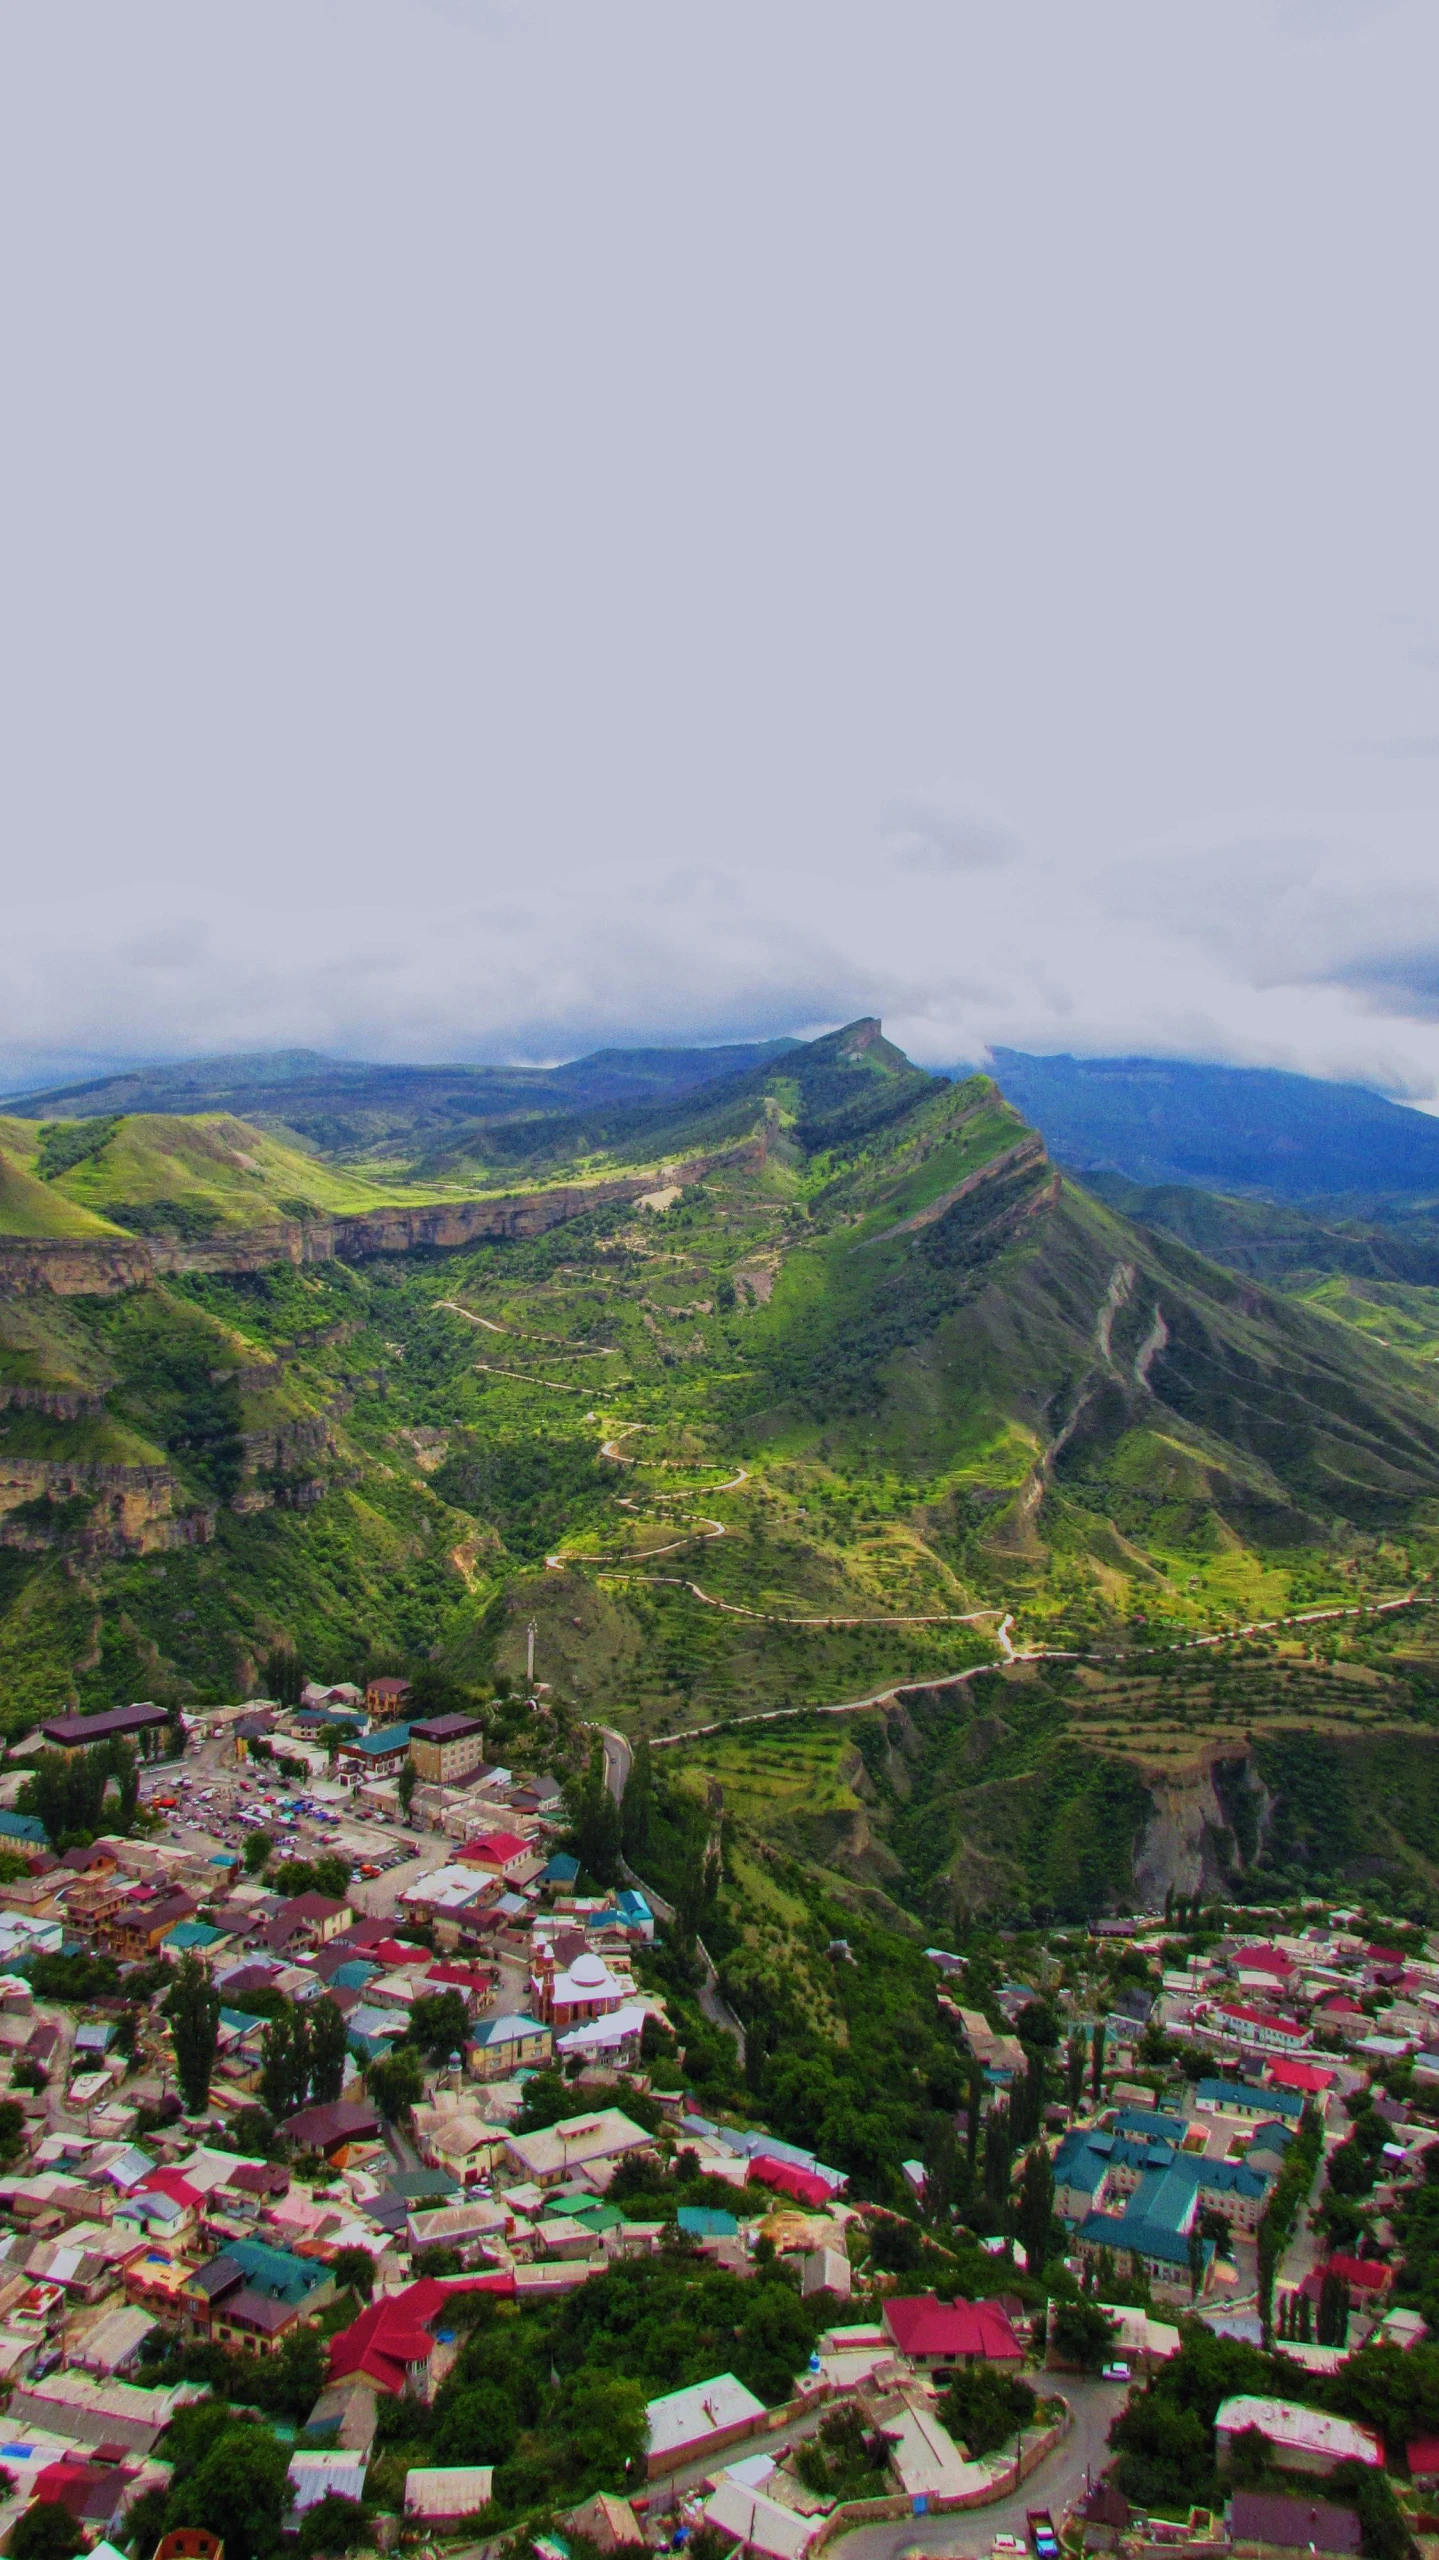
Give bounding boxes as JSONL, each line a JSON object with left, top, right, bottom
{"left": 9, "top": 1022, "right": 1439, "bottom": 1920}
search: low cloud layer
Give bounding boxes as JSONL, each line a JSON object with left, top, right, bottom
{"left": 2, "top": 2, "right": 1438, "bottom": 1100}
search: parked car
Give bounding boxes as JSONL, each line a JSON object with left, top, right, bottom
{"left": 1101, "top": 2361, "right": 1132, "bottom": 2383}
{"left": 1027, "top": 2513, "right": 1058, "bottom": 2560}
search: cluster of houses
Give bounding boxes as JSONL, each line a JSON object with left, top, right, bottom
{"left": 1145, "top": 1919, "right": 1439, "bottom": 2084}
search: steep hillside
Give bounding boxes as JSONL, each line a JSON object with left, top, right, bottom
{"left": 5, "top": 1016, "right": 1439, "bottom": 1922}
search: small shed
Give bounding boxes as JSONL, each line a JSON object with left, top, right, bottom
{"left": 403, "top": 2467, "right": 495, "bottom": 2526}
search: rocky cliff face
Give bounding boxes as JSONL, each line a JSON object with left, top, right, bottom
{"left": 1131, "top": 1747, "right": 1272, "bottom": 1904}
{"left": 0, "top": 1454, "right": 215, "bottom": 1556}
{"left": 0, "top": 1140, "right": 764, "bottom": 1297}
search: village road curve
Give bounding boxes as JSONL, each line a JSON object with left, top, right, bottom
{"left": 831, "top": 2374, "right": 1127, "bottom": 2560}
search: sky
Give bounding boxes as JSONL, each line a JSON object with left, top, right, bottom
{"left": 3, "top": 0, "right": 1439, "bottom": 1095}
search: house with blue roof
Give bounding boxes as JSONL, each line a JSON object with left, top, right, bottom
{"left": 1056, "top": 2123, "right": 1272, "bottom": 2239}
{"left": 1195, "top": 2076, "right": 1304, "bottom": 2124}
{"left": 616, "top": 1888, "right": 654, "bottom": 1939}
{"left": 162, "top": 1921, "right": 228, "bottom": 1959}
{"left": 337, "top": 1723, "right": 411, "bottom": 1778}
{"left": 1112, "top": 2107, "right": 1188, "bottom": 2145}
{"left": 678, "top": 2205, "right": 738, "bottom": 2239}
{"left": 0, "top": 1812, "right": 47, "bottom": 1847}
{"left": 542, "top": 1853, "right": 580, "bottom": 1889}
{"left": 1077, "top": 2160, "right": 1209, "bottom": 2296}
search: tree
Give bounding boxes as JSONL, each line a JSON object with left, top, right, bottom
{"left": 622, "top": 1737, "right": 653, "bottom": 1862}
{"left": 166, "top": 2422, "right": 292, "bottom": 2560}
{"left": 167, "top": 1953, "right": 220, "bottom": 2115}
{"left": 259, "top": 2004, "right": 312, "bottom": 2122}
{"left": 1016, "top": 2000, "right": 1059, "bottom": 2050}
{"left": 396, "top": 1762, "right": 417, "bottom": 1817}
{"left": 330, "top": 2246, "right": 376, "bottom": 2304}
{"left": 243, "top": 1831, "right": 273, "bottom": 1876}
{"left": 367, "top": 2046, "right": 424, "bottom": 2122}
{"left": 966, "top": 2063, "right": 985, "bottom": 2165}
{"left": 432, "top": 2379, "right": 520, "bottom": 2465}
{"left": 983, "top": 2102, "right": 1013, "bottom": 2211}
{"left": 939, "top": 2365, "right": 1036, "bottom": 2459}
{"left": 407, "top": 1990, "right": 471, "bottom": 2064}
{"left": 565, "top": 1748, "right": 622, "bottom": 1889}
{"left": 1188, "top": 2224, "right": 1206, "bottom": 2301}
{"left": 312, "top": 1852, "right": 352, "bottom": 1903}
{"left": 1016, "top": 2144, "right": 1055, "bottom": 2275}
{"left": 1066, "top": 2033, "right": 1087, "bottom": 2117}
{"left": 307, "top": 1998, "right": 349, "bottom": 2107}
{"left": 1051, "top": 2297, "right": 1119, "bottom": 2369}
{"left": 264, "top": 1646, "right": 304, "bottom": 1708}
{"left": 10, "top": 2509, "right": 87, "bottom": 2560}
{"left": 1090, "top": 2019, "right": 1107, "bottom": 2103}
{"left": 297, "top": 2496, "right": 367, "bottom": 2558}
{"left": 1011, "top": 2049, "right": 1047, "bottom": 2147}
{"left": 1318, "top": 2271, "right": 1351, "bottom": 2348}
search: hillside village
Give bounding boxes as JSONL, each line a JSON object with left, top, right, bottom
{"left": 0, "top": 1690, "right": 1431, "bottom": 2560}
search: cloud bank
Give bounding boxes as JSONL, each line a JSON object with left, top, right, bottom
{"left": 1, "top": 1, "right": 1438, "bottom": 1097}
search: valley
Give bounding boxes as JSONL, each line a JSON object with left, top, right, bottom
{"left": 7, "top": 1019, "right": 1439, "bottom": 1925}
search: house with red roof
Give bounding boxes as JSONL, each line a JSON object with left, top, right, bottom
{"left": 881, "top": 2293, "right": 1023, "bottom": 2367}
{"left": 1214, "top": 2003, "right": 1311, "bottom": 2051}
{"left": 456, "top": 1831, "right": 534, "bottom": 1880}
{"left": 746, "top": 2156, "right": 833, "bottom": 2210}
{"left": 328, "top": 2272, "right": 514, "bottom": 2395}
{"left": 1266, "top": 2057, "right": 1337, "bottom": 2105}
{"left": 1300, "top": 2255, "right": 1394, "bottom": 2306}
{"left": 1233, "top": 1945, "right": 1296, "bottom": 1983}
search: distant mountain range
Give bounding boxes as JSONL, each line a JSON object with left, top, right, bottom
{"left": 1, "top": 1039, "right": 801, "bottom": 1167}
{"left": 990, "top": 1049, "right": 1439, "bottom": 1201}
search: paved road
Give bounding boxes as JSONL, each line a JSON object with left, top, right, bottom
{"left": 599, "top": 1725, "right": 632, "bottom": 1805}
{"left": 833, "top": 2375, "right": 1128, "bottom": 2560}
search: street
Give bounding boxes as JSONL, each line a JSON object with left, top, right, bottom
{"left": 832, "top": 2375, "right": 1129, "bottom": 2560}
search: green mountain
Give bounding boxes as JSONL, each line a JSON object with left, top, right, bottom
{"left": 991, "top": 1047, "right": 1439, "bottom": 1201}
{"left": 5, "top": 1017, "right": 1439, "bottom": 1922}
{"left": 2, "top": 1037, "right": 801, "bottom": 1167}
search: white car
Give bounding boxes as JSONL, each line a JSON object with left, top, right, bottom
{"left": 1102, "top": 2361, "right": 1132, "bottom": 2383}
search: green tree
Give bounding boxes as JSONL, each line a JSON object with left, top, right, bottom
{"left": 1066, "top": 2033, "right": 1087, "bottom": 2116}
{"left": 10, "top": 2509, "right": 87, "bottom": 2560}
{"left": 166, "top": 1952, "right": 221, "bottom": 2115}
{"left": 432, "top": 2380, "right": 520, "bottom": 2466}
{"left": 621, "top": 1737, "right": 653, "bottom": 1862}
{"left": 307, "top": 1997, "right": 349, "bottom": 2106}
{"left": 1016, "top": 2143, "right": 1055, "bottom": 2275}
{"left": 1317, "top": 2271, "right": 1351, "bottom": 2348}
{"left": 984, "top": 2102, "right": 1013, "bottom": 2211}
{"left": 407, "top": 1990, "right": 471, "bottom": 2063}
{"left": 1051, "top": 2297, "right": 1119, "bottom": 2369}
{"left": 367, "top": 2045, "right": 424, "bottom": 2122}
{"left": 1188, "top": 2224, "right": 1206, "bottom": 2301}
{"left": 312, "top": 1852, "right": 352, "bottom": 1903}
{"left": 1090, "top": 2019, "right": 1107, "bottom": 2104}
{"left": 259, "top": 2003, "right": 312, "bottom": 2122}
{"left": 264, "top": 1646, "right": 304, "bottom": 1708}
{"left": 243, "top": 1831, "right": 273, "bottom": 1876}
{"left": 297, "top": 2497, "right": 367, "bottom": 2559}
{"left": 939, "top": 2365, "right": 1036, "bottom": 2459}
{"left": 397, "top": 1762, "right": 417, "bottom": 1817}
{"left": 330, "top": 2246, "right": 376, "bottom": 2305}
{"left": 166, "top": 2424, "right": 293, "bottom": 2560}
{"left": 565, "top": 1747, "right": 622, "bottom": 1889}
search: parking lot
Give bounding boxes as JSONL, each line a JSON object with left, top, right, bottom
{"left": 136, "top": 1725, "right": 455, "bottom": 1914}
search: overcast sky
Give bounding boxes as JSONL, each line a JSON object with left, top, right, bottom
{"left": 3, "top": 0, "right": 1439, "bottom": 1094}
